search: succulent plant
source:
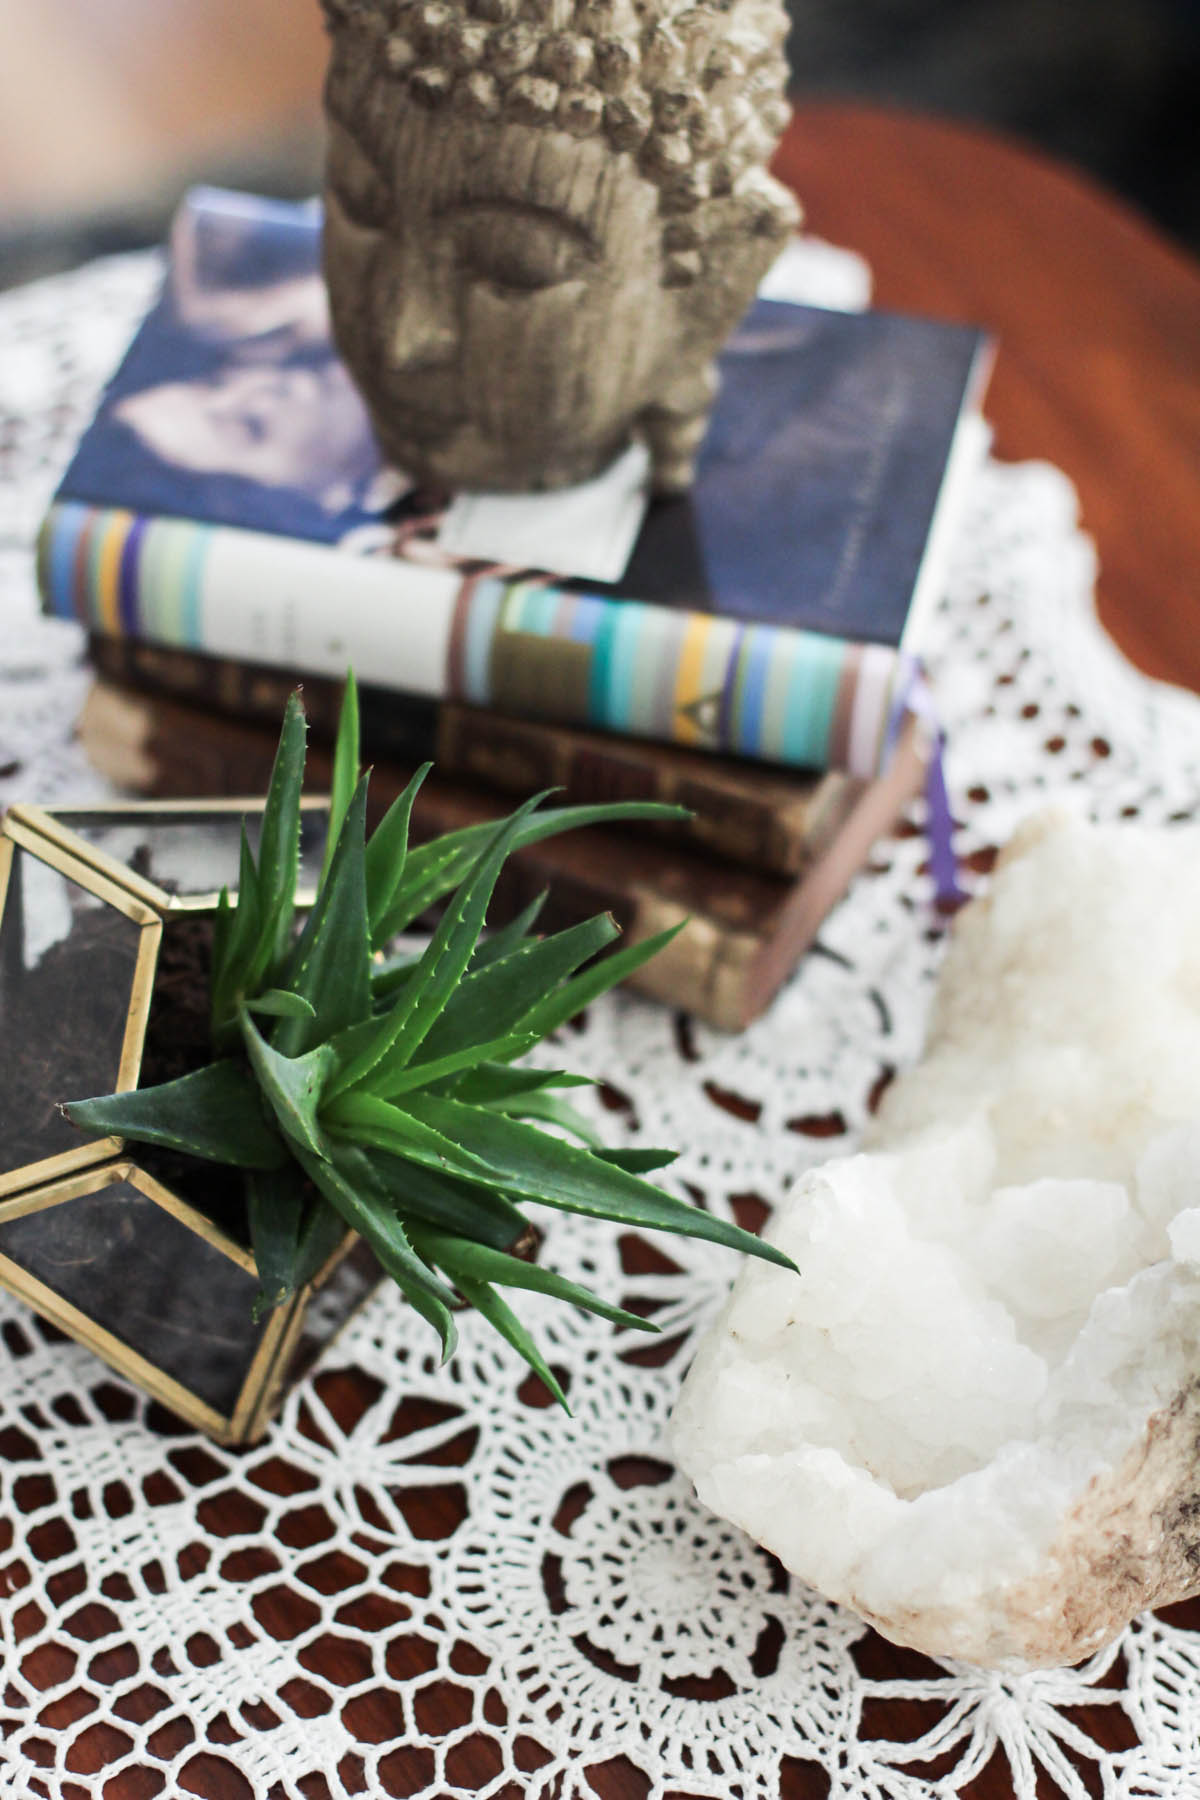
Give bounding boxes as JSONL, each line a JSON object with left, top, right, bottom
{"left": 66, "top": 677, "right": 793, "bottom": 1404}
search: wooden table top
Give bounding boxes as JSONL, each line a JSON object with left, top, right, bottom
{"left": 22, "top": 103, "right": 1200, "bottom": 1800}
{"left": 775, "top": 102, "right": 1200, "bottom": 696}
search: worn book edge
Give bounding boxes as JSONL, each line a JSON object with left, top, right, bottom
{"left": 87, "top": 634, "right": 851, "bottom": 878}
{"left": 78, "top": 680, "right": 928, "bottom": 1030}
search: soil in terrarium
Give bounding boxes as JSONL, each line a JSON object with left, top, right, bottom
{"left": 1, "top": 898, "right": 140, "bottom": 1168}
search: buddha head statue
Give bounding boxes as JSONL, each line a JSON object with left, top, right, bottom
{"left": 319, "top": 0, "right": 798, "bottom": 492}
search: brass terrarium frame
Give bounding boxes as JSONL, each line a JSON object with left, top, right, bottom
{"left": 0, "top": 799, "right": 375, "bottom": 1445}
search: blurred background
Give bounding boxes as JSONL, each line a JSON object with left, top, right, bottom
{"left": 0, "top": 0, "right": 1197, "bottom": 289}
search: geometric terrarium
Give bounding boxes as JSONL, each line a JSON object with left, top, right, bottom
{"left": 0, "top": 797, "right": 378, "bottom": 1445}
{"left": 0, "top": 690, "right": 790, "bottom": 1452}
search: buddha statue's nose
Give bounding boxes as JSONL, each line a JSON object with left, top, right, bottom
{"left": 385, "top": 257, "right": 459, "bottom": 373}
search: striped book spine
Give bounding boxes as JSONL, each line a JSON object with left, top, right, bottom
{"left": 39, "top": 500, "right": 922, "bottom": 782}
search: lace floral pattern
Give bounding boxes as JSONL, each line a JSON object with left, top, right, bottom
{"left": 2, "top": 253, "right": 1199, "bottom": 1800}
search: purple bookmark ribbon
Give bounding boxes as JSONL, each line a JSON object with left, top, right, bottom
{"left": 883, "top": 658, "right": 967, "bottom": 912}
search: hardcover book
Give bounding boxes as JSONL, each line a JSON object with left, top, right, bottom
{"left": 89, "top": 633, "right": 864, "bottom": 880}
{"left": 39, "top": 187, "right": 991, "bottom": 782}
{"left": 78, "top": 677, "right": 929, "bottom": 1032}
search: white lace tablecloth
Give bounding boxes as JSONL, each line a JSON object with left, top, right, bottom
{"left": 3, "top": 253, "right": 1200, "bottom": 1800}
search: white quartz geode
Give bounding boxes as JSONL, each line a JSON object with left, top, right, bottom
{"left": 671, "top": 810, "right": 1200, "bottom": 1670}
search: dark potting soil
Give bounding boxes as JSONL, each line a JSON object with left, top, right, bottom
{"left": 137, "top": 916, "right": 252, "bottom": 1247}
{"left": 1, "top": 898, "right": 141, "bottom": 1167}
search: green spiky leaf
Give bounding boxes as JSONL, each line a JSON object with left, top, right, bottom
{"left": 368, "top": 946, "right": 423, "bottom": 1004}
{"left": 468, "top": 890, "right": 547, "bottom": 970}
{"left": 245, "top": 989, "right": 317, "bottom": 1023}
{"left": 65, "top": 1061, "right": 285, "bottom": 1170}
{"left": 417, "top": 914, "right": 619, "bottom": 1064}
{"left": 210, "top": 885, "right": 234, "bottom": 983}
{"left": 210, "top": 823, "right": 264, "bottom": 1048}
{"left": 363, "top": 1149, "right": 528, "bottom": 1249}
{"left": 295, "top": 1141, "right": 460, "bottom": 1361}
{"left": 328, "top": 791, "right": 548, "bottom": 1097}
{"left": 367, "top": 1030, "right": 541, "bottom": 1101}
{"left": 595, "top": 1146, "right": 680, "bottom": 1174}
{"left": 393, "top": 1092, "right": 796, "bottom": 1271}
{"left": 449, "top": 1273, "right": 569, "bottom": 1410}
{"left": 365, "top": 762, "right": 432, "bottom": 941}
{"left": 248, "top": 1167, "right": 344, "bottom": 1317}
{"left": 451, "top": 1064, "right": 594, "bottom": 1106}
{"left": 519, "top": 921, "right": 687, "bottom": 1038}
{"left": 490, "top": 1089, "right": 603, "bottom": 1145}
{"left": 321, "top": 667, "right": 360, "bottom": 891}
{"left": 276, "top": 774, "right": 372, "bottom": 1055}
{"left": 413, "top": 1225, "right": 660, "bottom": 1334}
{"left": 255, "top": 690, "right": 307, "bottom": 977}
{"left": 375, "top": 800, "right": 689, "bottom": 939}
{"left": 240, "top": 887, "right": 297, "bottom": 999}
{"left": 239, "top": 1008, "right": 336, "bottom": 1158}
{"left": 322, "top": 1089, "right": 494, "bottom": 1180}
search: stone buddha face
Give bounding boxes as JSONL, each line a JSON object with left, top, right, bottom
{"left": 321, "top": 0, "right": 797, "bottom": 492}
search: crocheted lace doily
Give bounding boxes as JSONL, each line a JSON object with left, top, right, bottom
{"left": 2, "top": 251, "right": 1199, "bottom": 1800}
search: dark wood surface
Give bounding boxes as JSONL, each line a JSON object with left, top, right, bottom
{"left": 775, "top": 102, "right": 1200, "bottom": 695}
{"left": 14, "top": 104, "right": 1200, "bottom": 1800}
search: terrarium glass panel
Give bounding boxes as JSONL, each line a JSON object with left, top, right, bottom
{"left": 0, "top": 844, "right": 143, "bottom": 1182}
{"left": 0, "top": 1176, "right": 268, "bottom": 1416}
{"left": 47, "top": 806, "right": 329, "bottom": 904}
{"left": 280, "top": 1237, "right": 382, "bottom": 1396}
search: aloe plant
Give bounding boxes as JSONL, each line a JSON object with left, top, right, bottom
{"left": 66, "top": 676, "right": 794, "bottom": 1405}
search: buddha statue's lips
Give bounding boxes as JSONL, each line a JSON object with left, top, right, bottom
{"left": 372, "top": 384, "right": 468, "bottom": 438}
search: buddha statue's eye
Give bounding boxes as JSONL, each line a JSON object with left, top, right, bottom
{"left": 452, "top": 204, "right": 596, "bottom": 291}
{"left": 328, "top": 129, "right": 392, "bottom": 231}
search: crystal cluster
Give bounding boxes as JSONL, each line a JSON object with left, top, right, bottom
{"left": 672, "top": 810, "right": 1200, "bottom": 1669}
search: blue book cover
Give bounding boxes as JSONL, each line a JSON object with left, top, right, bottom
{"left": 54, "top": 187, "right": 990, "bottom": 651}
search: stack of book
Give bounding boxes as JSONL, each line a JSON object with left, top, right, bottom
{"left": 41, "top": 189, "right": 992, "bottom": 1030}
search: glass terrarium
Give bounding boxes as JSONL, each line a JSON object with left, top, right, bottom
{"left": 0, "top": 799, "right": 381, "bottom": 1445}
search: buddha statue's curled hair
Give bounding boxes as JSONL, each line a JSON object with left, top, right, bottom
{"left": 320, "top": 0, "right": 797, "bottom": 284}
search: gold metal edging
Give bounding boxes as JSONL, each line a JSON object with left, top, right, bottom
{"left": 0, "top": 1248, "right": 234, "bottom": 1442}
{"left": 235, "top": 1231, "right": 368, "bottom": 1443}
{"left": 115, "top": 917, "right": 162, "bottom": 1096}
{"left": 0, "top": 856, "right": 160, "bottom": 1197}
{"left": 7, "top": 802, "right": 176, "bottom": 913}
{"left": 50, "top": 798, "right": 267, "bottom": 817}
{"left": 40, "top": 797, "right": 324, "bottom": 817}
{"left": 0, "top": 1152, "right": 123, "bottom": 1210}
{"left": 310, "top": 1229, "right": 360, "bottom": 1290}
{"left": 229, "top": 1301, "right": 290, "bottom": 1442}
{"left": 0, "top": 1172, "right": 371, "bottom": 1444}
{"left": 0, "top": 834, "right": 13, "bottom": 919}
{"left": 125, "top": 1162, "right": 259, "bottom": 1275}
{"left": 243, "top": 1298, "right": 312, "bottom": 1444}
{"left": 230, "top": 1293, "right": 304, "bottom": 1444}
{"left": 0, "top": 1160, "right": 270, "bottom": 1444}
{"left": 1, "top": 799, "right": 343, "bottom": 1443}
{"left": 0, "top": 1160, "right": 256, "bottom": 1275}
{"left": 13, "top": 796, "right": 329, "bottom": 913}
{"left": 1, "top": 814, "right": 162, "bottom": 926}
{"left": 165, "top": 890, "right": 318, "bottom": 915}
